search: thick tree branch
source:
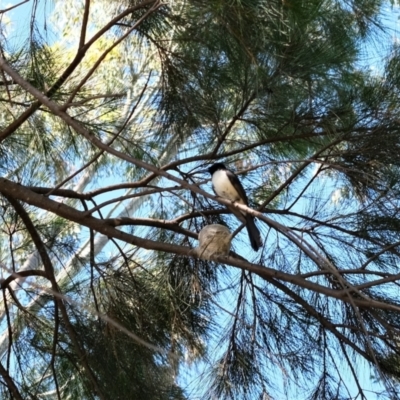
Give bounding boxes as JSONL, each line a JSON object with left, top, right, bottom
{"left": 1, "top": 178, "right": 399, "bottom": 313}
{"left": 79, "top": 0, "right": 91, "bottom": 49}
{"left": 0, "top": 361, "right": 24, "bottom": 399}
{"left": 0, "top": 270, "right": 48, "bottom": 289}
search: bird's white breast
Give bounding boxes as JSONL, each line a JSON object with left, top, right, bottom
{"left": 212, "top": 170, "right": 245, "bottom": 204}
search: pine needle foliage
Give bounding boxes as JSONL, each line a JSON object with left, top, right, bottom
{"left": 1, "top": 0, "right": 400, "bottom": 399}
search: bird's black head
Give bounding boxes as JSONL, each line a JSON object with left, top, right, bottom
{"left": 207, "top": 163, "right": 227, "bottom": 175}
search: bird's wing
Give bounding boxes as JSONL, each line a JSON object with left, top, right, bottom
{"left": 226, "top": 170, "right": 249, "bottom": 205}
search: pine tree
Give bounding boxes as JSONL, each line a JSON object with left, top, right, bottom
{"left": 1, "top": 0, "right": 400, "bottom": 398}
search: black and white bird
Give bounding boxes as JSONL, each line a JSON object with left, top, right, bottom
{"left": 204, "top": 163, "right": 262, "bottom": 252}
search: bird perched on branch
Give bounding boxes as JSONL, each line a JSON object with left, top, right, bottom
{"left": 203, "top": 163, "right": 262, "bottom": 252}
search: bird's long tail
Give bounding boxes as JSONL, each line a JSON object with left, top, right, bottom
{"left": 245, "top": 214, "right": 262, "bottom": 252}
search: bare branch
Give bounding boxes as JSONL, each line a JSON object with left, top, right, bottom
{"left": 79, "top": 0, "right": 91, "bottom": 49}
{"left": 0, "top": 0, "right": 29, "bottom": 14}
{"left": 0, "top": 0, "right": 159, "bottom": 143}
